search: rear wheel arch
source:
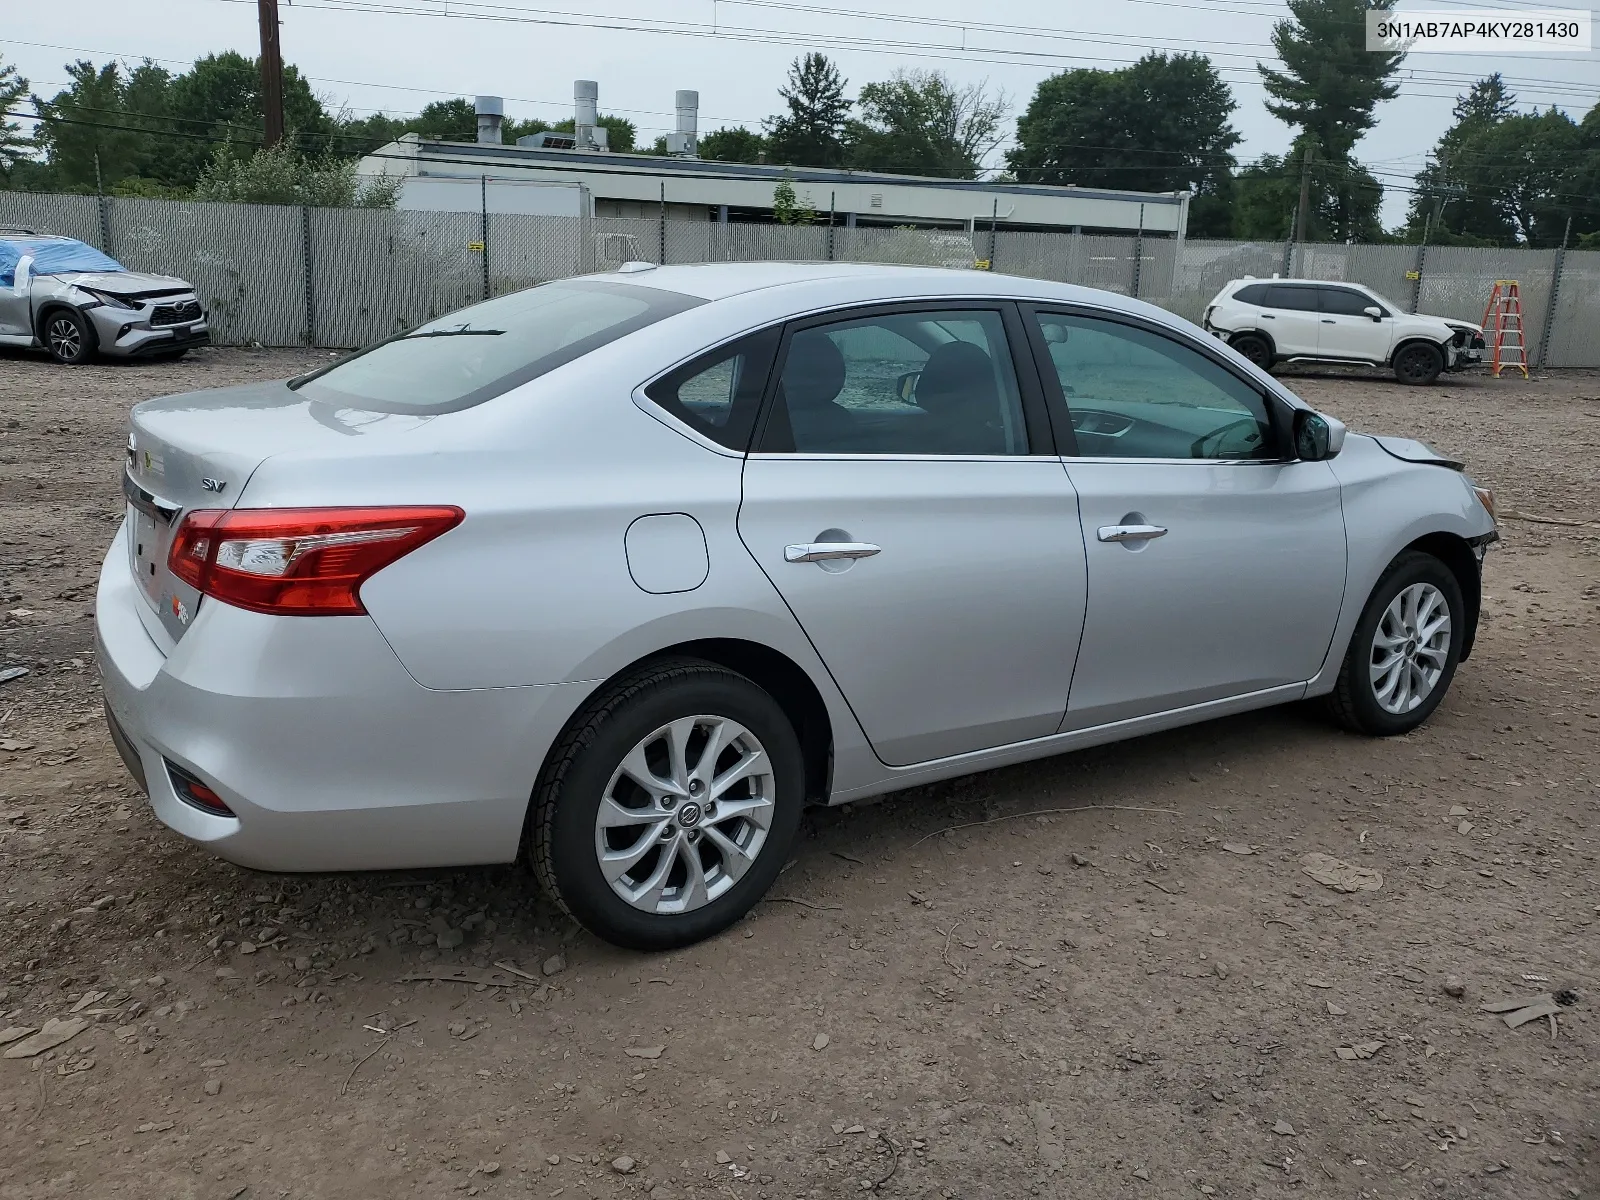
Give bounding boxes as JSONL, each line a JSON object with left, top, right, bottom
{"left": 539, "top": 638, "right": 834, "bottom": 808}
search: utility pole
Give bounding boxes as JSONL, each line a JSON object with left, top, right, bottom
{"left": 258, "top": 0, "right": 285, "bottom": 148}
{"left": 1293, "top": 143, "right": 1315, "bottom": 245}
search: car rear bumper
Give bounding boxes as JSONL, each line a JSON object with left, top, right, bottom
{"left": 95, "top": 520, "right": 587, "bottom": 873}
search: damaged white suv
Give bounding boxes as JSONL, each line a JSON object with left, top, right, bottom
{"left": 1204, "top": 278, "right": 1486, "bottom": 385}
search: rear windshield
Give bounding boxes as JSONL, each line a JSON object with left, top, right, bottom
{"left": 291, "top": 279, "right": 702, "bottom": 413}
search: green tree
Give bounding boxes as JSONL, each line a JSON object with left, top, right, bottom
{"left": 845, "top": 70, "right": 1006, "bottom": 178}
{"left": 192, "top": 140, "right": 400, "bottom": 207}
{"left": 1407, "top": 75, "right": 1520, "bottom": 243}
{"left": 1228, "top": 143, "right": 1383, "bottom": 241}
{"left": 1259, "top": 0, "right": 1403, "bottom": 161}
{"left": 764, "top": 53, "right": 850, "bottom": 167}
{"left": 1257, "top": 0, "right": 1403, "bottom": 239}
{"left": 1449, "top": 109, "right": 1584, "bottom": 245}
{"left": 1008, "top": 53, "right": 1239, "bottom": 215}
{"left": 771, "top": 176, "right": 817, "bottom": 224}
{"left": 1, "top": 55, "right": 34, "bottom": 179}
{"left": 700, "top": 126, "right": 765, "bottom": 163}
{"left": 30, "top": 61, "right": 150, "bottom": 190}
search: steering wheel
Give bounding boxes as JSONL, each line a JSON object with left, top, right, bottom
{"left": 1191, "top": 418, "right": 1262, "bottom": 459}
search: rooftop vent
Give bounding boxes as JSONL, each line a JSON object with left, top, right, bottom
{"left": 666, "top": 90, "right": 698, "bottom": 157}
{"left": 475, "top": 95, "right": 504, "bottom": 145}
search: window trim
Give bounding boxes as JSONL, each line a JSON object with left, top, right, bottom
{"left": 748, "top": 299, "right": 1055, "bottom": 460}
{"left": 1019, "top": 302, "right": 1294, "bottom": 465}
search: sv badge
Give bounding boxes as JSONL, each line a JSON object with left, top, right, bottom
{"left": 200, "top": 477, "right": 228, "bottom": 493}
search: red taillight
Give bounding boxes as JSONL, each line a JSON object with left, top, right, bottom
{"left": 168, "top": 505, "right": 463, "bottom": 617}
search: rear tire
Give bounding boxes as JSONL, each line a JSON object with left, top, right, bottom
{"left": 1324, "top": 551, "right": 1464, "bottom": 736}
{"left": 528, "top": 659, "right": 804, "bottom": 950}
{"left": 42, "top": 308, "right": 97, "bottom": 365}
{"left": 1393, "top": 342, "right": 1443, "bottom": 386}
{"left": 1230, "top": 332, "right": 1272, "bottom": 370}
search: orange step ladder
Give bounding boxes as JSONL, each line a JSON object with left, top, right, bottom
{"left": 1480, "top": 280, "right": 1529, "bottom": 378}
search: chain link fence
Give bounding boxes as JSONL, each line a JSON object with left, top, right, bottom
{"left": 3, "top": 188, "right": 1596, "bottom": 367}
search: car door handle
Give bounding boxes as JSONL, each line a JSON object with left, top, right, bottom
{"left": 1321, "top": 318, "right": 1336, "bottom": 324}
{"left": 785, "top": 541, "right": 881, "bottom": 564}
{"left": 1261, "top": 314, "right": 1275, "bottom": 319}
{"left": 1097, "top": 524, "right": 1167, "bottom": 544}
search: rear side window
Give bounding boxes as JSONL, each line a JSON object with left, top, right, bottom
{"left": 1263, "top": 285, "right": 1319, "bottom": 312}
{"left": 1233, "top": 283, "right": 1270, "bottom": 305}
{"left": 291, "top": 280, "right": 702, "bottom": 414}
{"left": 644, "top": 329, "right": 780, "bottom": 451}
{"left": 1319, "top": 287, "right": 1384, "bottom": 316}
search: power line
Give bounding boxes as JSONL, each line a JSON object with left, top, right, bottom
{"left": 190, "top": 0, "right": 1600, "bottom": 102}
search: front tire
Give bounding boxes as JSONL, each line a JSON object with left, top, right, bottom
{"left": 1325, "top": 551, "right": 1464, "bottom": 736}
{"left": 42, "top": 308, "right": 98, "bottom": 365}
{"left": 528, "top": 660, "right": 804, "bottom": 950}
{"left": 1393, "top": 342, "right": 1443, "bottom": 386}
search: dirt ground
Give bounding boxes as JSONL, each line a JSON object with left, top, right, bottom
{"left": 1, "top": 346, "right": 1596, "bottom": 1200}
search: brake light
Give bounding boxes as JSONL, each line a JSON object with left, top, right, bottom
{"left": 168, "top": 506, "right": 463, "bottom": 616}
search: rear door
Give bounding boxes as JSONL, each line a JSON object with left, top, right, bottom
{"left": 1317, "top": 286, "right": 1393, "bottom": 362}
{"left": 1026, "top": 306, "right": 1347, "bottom": 727}
{"left": 737, "top": 303, "right": 1087, "bottom": 767}
{"left": 1261, "top": 284, "right": 1322, "bottom": 357}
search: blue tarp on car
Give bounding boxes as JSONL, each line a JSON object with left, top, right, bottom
{"left": 0, "top": 236, "right": 126, "bottom": 287}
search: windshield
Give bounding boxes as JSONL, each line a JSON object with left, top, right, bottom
{"left": 291, "top": 279, "right": 702, "bottom": 413}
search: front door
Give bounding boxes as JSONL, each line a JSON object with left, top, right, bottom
{"left": 1027, "top": 308, "right": 1347, "bottom": 727}
{"left": 737, "top": 304, "right": 1087, "bottom": 767}
{"left": 1317, "top": 285, "right": 1395, "bottom": 362}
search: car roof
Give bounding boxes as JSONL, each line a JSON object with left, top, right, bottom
{"left": 596, "top": 260, "right": 1176, "bottom": 321}
{"left": 1233, "top": 278, "right": 1368, "bottom": 289}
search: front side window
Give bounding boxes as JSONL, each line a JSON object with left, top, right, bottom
{"left": 292, "top": 280, "right": 702, "bottom": 413}
{"left": 1319, "top": 287, "right": 1384, "bottom": 317}
{"left": 758, "top": 308, "right": 1028, "bottom": 455}
{"left": 1032, "top": 312, "right": 1276, "bottom": 461}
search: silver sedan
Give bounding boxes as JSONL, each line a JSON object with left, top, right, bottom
{"left": 97, "top": 263, "right": 1498, "bottom": 949}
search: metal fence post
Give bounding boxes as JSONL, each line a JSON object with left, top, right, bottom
{"left": 1131, "top": 205, "right": 1145, "bottom": 298}
{"left": 1409, "top": 241, "right": 1427, "bottom": 313}
{"left": 827, "top": 191, "right": 836, "bottom": 261}
{"left": 479, "top": 176, "right": 491, "bottom": 300}
{"left": 659, "top": 181, "right": 667, "bottom": 265}
{"left": 1536, "top": 231, "right": 1569, "bottom": 371}
{"left": 97, "top": 195, "right": 114, "bottom": 257}
{"left": 1280, "top": 238, "right": 1293, "bottom": 278}
{"left": 987, "top": 197, "right": 998, "bottom": 270}
{"left": 301, "top": 205, "right": 317, "bottom": 346}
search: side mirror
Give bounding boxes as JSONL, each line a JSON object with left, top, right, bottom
{"left": 896, "top": 370, "right": 920, "bottom": 403}
{"left": 1294, "top": 409, "right": 1345, "bottom": 461}
{"left": 1363, "top": 306, "right": 1383, "bottom": 322}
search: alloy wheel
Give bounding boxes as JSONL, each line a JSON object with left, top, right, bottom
{"left": 594, "top": 714, "right": 775, "bottom": 915}
{"left": 48, "top": 316, "right": 82, "bottom": 360}
{"left": 1369, "top": 582, "right": 1451, "bottom": 714}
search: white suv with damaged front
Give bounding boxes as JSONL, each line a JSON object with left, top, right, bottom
{"left": 98, "top": 262, "right": 1499, "bottom": 951}
{"left": 1204, "top": 277, "right": 1486, "bottom": 385}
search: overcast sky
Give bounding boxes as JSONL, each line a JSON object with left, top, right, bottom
{"left": 5, "top": 0, "right": 1597, "bottom": 226}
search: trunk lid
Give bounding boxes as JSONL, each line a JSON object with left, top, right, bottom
{"left": 125, "top": 379, "right": 434, "bottom": 643}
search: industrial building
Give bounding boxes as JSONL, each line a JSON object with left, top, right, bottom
{"left": 359, "top": 84, "right": 1191, "bottom": 239}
